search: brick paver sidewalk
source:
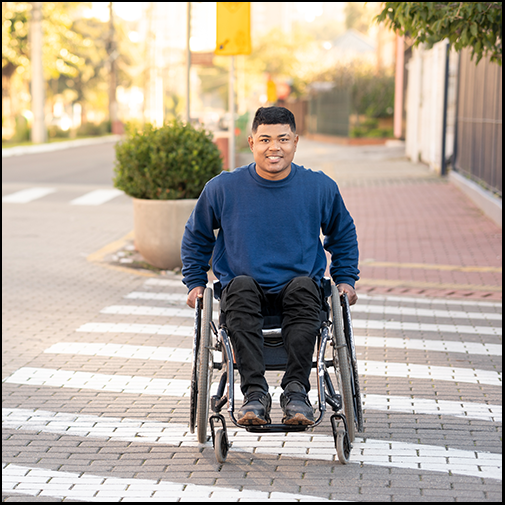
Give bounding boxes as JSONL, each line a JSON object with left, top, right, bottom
{"left": 292, "top": 139, "right": 502, "bottom": 301}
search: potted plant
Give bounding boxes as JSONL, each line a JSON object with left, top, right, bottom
{"left": 113, "top": 119, "right": 223, "bottom": 270}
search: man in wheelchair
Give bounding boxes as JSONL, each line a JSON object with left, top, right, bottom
{"left": 182, "top": 106, "right": 359, "bottom": 427}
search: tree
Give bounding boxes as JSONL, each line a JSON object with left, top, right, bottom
{"left": 2, "top": 2, "right": 139, "bottom": 141}
{"left": 375, "top": 2, "right": 502, "bottom": 65}
{"left": 345, "top": 2, "right": 372, "bottom": 34}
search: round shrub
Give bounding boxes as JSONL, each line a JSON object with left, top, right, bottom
{"left": 113, "top": 119, "right": 223, "bottom": 200}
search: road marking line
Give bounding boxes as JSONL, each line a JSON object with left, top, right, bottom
{"left": 360, "top": 260, "right": 502, "bottom": 273}
{"left": 69, "top": 188, "right": 123, "bottom": 205}
{"left": 357, "top": 293, "right": 502, "bottom": 308}
{"left": 350, "top": 304, "right": 502, "bottom": 321}
{"left": 351, "top": 319, "right": 501, "bottom": 336}
{"left": 2, "top": 409, "right": 501, "bottom": 480}
{"left": 3, "top": 363, "right": 501, "bottom": 399}
{"left": 35, "top": 345, "right": 503, "bottom": 422}
{"left": 144, "top": 278, "right": 186, "bottom": 287}
{"left": 75, "top": 322, "right": 503, "bottom": 355}
{"left": 99, "top": 305, "right": 502, "bottom": 335}
{"left": 76, "top": 322, "right": 194, "bottom": 336}
{"left": 145, "top": 280, "right": 502, "bottom": 308}
{"left": 354, "top": 335, "right": 502, "bottom": 356}
{"left": 2, "top": 187, "right": 56, "bottom": 203}
{"left": 361, "top": 394, "right": 501, "bottom": 422}
{"left": 357, "top": 278, "right": 502, "bottom": 292}
{"left": 101, "top": 304, "right": 194, "bottom": 317}
{"left": 1, "top": 463, "right": 334, "bottom": 501}
{"left": 62, "top": 332, "right": 505, "bottom": 359}
{"left": 359, "top": 361, "right": 501, "bottom": 385}
{"left": 125, "top": 291, "right": 501, "bottom": 321}
{"left": 45, "top": 342, "right": 196, "bottom": 362}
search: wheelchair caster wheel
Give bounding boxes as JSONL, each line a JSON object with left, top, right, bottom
{"left": 336, "top": 428, "right": 351, "bottom": 464}
{"left": 214, "top": 428, "right": 230, "bottom": 463}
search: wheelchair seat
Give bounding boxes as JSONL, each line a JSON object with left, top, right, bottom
{"left": 214, "top": 279, "right": 330, "bottom": 369}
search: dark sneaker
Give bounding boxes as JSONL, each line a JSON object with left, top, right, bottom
{"left": 280, "top": 381, "right": 315, "bottom": 425}
{"left": 237, "top": 391, "right": 272, "bottom": 425}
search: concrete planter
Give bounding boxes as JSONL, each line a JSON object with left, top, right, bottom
{"left": 133, "top": 198, "right": 197, "bottom": 270}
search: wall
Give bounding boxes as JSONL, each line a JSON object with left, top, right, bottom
{"left": 405, "top": 41, "right": 459, "bottom": 173}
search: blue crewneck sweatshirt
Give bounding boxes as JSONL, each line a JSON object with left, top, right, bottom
{"left": 181, "top": 162, "right": 359, "bottom": 294}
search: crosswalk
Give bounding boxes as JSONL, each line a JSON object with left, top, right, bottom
{"left": 2, "top": 186, "right": 126, "bottom": 205}
{"left": 2, "top": 275, "right": 502, "bottom": 500}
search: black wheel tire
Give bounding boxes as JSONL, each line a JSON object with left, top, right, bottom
{"left": 341, "top": 295, "right": 364, "bottom": 434}
{"left": 331, "top": 285, "right": 356, "bottom": 442}
{"left": 214, "top": 428, "right": 229, "bottom": 463}
{"left": 336, "top": 428, "right": 351, "bottom": 464}
{"left": 196, "top": 287, "right": 213, "bottom": 443}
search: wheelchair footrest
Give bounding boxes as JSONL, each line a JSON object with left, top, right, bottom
{"left": 244, "top": 423, "right": 309, "bottom": 433}
{"left": 211, "top": 394, "right": 227, "bottom": 413}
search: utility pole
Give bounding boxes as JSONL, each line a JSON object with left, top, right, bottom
{"left": 108, "top": 2, "right": 118, "bottom": 133}
{"left": 228, "top": 56, "right": 235, "bottom": 170}
{"left": 185, "top": 2, "right": 191, "bottom": 124}
{"left": 30, "top": 1, "right": 46, "bottom": 143}
{"left": 441, "top": 42, "right": 450, "bottom": 177}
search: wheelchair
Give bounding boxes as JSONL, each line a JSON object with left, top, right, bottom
{"left": 189, "top": 277, "right": 363, "bottom": 464}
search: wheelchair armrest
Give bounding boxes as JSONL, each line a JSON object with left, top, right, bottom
{"left": 213, "top": 280, "right": 222, "bottom": 300}
{"left": 321, "top": 277, "right": 332, "bottom": 299}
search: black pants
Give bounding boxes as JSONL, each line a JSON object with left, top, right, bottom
{"left": 221, "top": 275, "right": 322, "bottom": 395}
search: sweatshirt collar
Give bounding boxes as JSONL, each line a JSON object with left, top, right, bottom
{"left": 248, "top": 162, "right": 298, "bottom": 187}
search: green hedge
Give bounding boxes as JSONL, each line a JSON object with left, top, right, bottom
{"left": 113, "top": 119, "right": 223, "bottom": 200}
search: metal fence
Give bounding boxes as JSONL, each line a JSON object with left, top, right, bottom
{"left": 454, "top": 48, "right": 502, "bottom": 197}
{"left": 307, "top": 86, "right": 350, "bottom": 137}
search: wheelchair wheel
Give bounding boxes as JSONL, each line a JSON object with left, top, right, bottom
{"left": 335, "top": 428, "right": 351, "bottom": 464}
{"left": 196, "top": 287, "right": 214, "bottom": 443}
{"left": 341, "top": 294, "right": 364, "bottom": 434}
{"left": 214, "top": 428, "right": 230, "bottom": 463}
{"left": 331, "top": 285, "right": 356, "bottom": 442}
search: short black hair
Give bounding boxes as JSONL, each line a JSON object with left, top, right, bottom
{"left": 251, "top": 106, "right": 296, "bottom": 134}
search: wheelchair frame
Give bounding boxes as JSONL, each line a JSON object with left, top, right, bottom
{"left": 189, "top": 278, "right": 363, "bottom": 464}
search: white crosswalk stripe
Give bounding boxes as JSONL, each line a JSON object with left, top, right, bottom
{"left": 101, "top": 304, "right": 502, "bottom": 335}
{"left": 2, "top": 187, "right": 56, "bottom": 203}
{"left": 1, "top": 463, "right": 334, "bottom": 501}
{"left": 2, "top": 409, "right": 501, "bottom": 480}
{"left": 41, "top": 343, "right": 502, "bottom": 422}
{"left": 124, "top": 291, "right": 502, "bottom": 321}
{"left": 77, "top": 321, "right": 194, "bottom": 336}
{"left": 357, "top": 293, "right": 502, "bottom": 308}
{"left": 2, "top": 186, "right": 125, "bottom": 205}
{"left": 3, "top": 363, "right": 501, "bottom": 401}
{"left": 69, "top": 188, "right": 123, "bottom": 205}
{"left": 76, "top": 322, "right": 502, "bottom": 356}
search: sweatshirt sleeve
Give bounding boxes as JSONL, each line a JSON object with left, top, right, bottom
{"left": 321, "top": 184, "right": 360, "bottom": 287}
{"left": 181, "top": 184, "right": 219, "bottom": 292}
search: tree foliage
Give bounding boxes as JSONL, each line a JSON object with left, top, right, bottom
{"left": 375, "top": 2, "right": 502, "bottom": 65}
{"left": 345, "top": 2, "right": 372, "bottom": 34}
{"left": 314, "top": 61, "right": 395, "bottom": 119}
{"left": 2, "top": 2, "right": 138, "bottom": 139}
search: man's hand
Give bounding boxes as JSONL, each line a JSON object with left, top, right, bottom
{"left": 186, "top": 286, "right": 205, "bottom": 309}
{"left": 336, "top": 283, "right": 358, "bottom": 305}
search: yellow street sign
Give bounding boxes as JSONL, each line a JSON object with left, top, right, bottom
{"left": 267, "top": 77, "right": 277, "bottom": 103}
{"left": 215, "top": 2, "right": 251, "bottom": 56}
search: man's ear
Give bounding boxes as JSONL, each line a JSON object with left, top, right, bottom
{"left": 248, "top": 135, "right": 254, "bottom": 151}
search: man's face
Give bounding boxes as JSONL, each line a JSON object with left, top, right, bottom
{"left": 248, "top": 123, "right": 299, "bottom": 181}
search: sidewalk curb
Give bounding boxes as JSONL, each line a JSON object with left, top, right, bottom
{"left": 449, "top": 170, "right": 502, "bottom": 228}
{"left": 2, "top": 135, "right": 123, "bottom": 158}
{"left": 86, "top": 230, "right": 158, "bottom": 278}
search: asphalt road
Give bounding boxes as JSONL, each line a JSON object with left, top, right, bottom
{"left": 2, "top": 141, "right": 117, "bottom": 185}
